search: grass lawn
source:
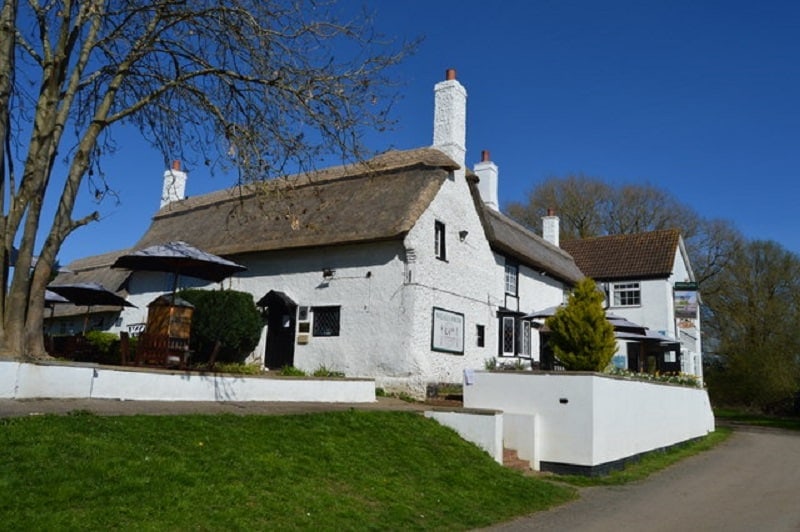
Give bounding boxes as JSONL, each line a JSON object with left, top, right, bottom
{"left": 0, "top": 410, "right": 575, "bottom": 530}
{"left": 714, "top": 409, "right": 800, "bottom": 431}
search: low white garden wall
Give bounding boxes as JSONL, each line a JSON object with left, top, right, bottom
{"left": 424, "top": 409, "right": 503, "bottom": 464}
{"left": 463, "top": 371, "right": 715, "bottom": 473}
{"left": 0, "top": 359, "right": 375, "bottom": 403}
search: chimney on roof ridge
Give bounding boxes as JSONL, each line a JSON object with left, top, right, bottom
{"left": 161, "top": 160, "right": 187, "bottom": 208}
{"left": 474, "top": 149, "right": 499, "bottom": 211}
{"left": 542, "top": 207, "right": 560, "bottom": 247}
{"left": 433, "top": 68, "right": 467, "bottom": 172}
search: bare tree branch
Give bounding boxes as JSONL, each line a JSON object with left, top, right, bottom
{"left": 1, "top": 0, "right": 414, "bottom": 357}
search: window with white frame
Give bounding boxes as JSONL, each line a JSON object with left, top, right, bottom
{"left": 504, "top": 260, "right": 518, "bottom": 296}
{"left": 434, "top": 220, "right": 446, "bottom": 261}
{"left": 613, "top": 282, "right": 641, "bottom": 307}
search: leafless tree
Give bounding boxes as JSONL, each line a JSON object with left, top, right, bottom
{"left": 506, "top": 174, "right": 742, "bottom": 290}
{"left": 506, "top": 174, "right": 612, "bottom": 240}
{"left": 0, "top": 0, "right": 414, "bottom": 358}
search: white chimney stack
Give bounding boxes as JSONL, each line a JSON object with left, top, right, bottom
{"left": 474, "top": 150, "right": 499, "bottom": 211}
{"left": 543, "top": 208, "right": 560, "bottom": 247}
{"left": 160, "top": 160, "right": 187, "bottom": 208}
{"left": 432, "top": 68, "right": 467, "bottom": 171}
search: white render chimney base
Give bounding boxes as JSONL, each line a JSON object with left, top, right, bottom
{"left": 432, "top": 69, "right": 467, "bottom": 171}
{"left": 161, "top": 160, "right": 187, "bottom": 208}
{"left": 474, "top": 149, "right": 499, "bottom": 211}
{"left": 542, "top": 208, "right": 560, "bottom": 247}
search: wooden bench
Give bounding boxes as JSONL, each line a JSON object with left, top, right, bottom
{"left": 133, "top": 332, "right": 190, "bottom": 368}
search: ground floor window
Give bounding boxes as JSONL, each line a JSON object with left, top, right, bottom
{"left": 499, "top": 314, "right": 531, "bottom": 358}
{"left": 502, "top": 316, "right": 515, "bottom": 355}
{"left": 312, "top": 306, "right": 341, "bottom": 337}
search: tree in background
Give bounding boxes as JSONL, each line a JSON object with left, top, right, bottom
{"left": 506, "top": 175, "right": 742, "bottom": 289}
{"left": 0, "top": 1, "right": 413, "bottom": 358}
{"left": 545, "top": 278, "right": 617, "bottom": 371}
{"left": 702, "top": 240, "right": 800, "bottom": 412}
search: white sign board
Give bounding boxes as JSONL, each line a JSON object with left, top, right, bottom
{"left": 431, "top": 307, "right": 464, "bottom": 354}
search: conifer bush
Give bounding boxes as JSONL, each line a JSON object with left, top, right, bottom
{"left": 545, "top": 278, "right": 617, "bottom": 371}
{"left": 179, "top": 289, "right": 263, "bottom": 364}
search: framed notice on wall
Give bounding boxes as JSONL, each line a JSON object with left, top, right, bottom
{"left": 431, "top": 307, "right": 465, "bottom": 354}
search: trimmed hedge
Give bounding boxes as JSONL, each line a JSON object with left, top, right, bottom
{"left": 178, "top": 289, "right": 263, "bottom": 364}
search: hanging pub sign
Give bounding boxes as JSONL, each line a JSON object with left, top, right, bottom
{"left": 431, "top": 307, "right": 465, "bottom": 354}
{"left": 674, "top": 282, "right": 699, "bottom": 318}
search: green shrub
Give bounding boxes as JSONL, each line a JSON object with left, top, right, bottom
{"left": 312, "top": 365, "right": 345, "bottom": 378}
{"left": 212, "top": 362, "right": 264, "bottom": 375}
{"left": 546, "top": 278, "right": 617, "bottom": 371}
{"left": 279, "top": 365, "right": 306, "bottom": 376}
{"left": 84, "top": 331, "right": 120, "bottom": 364}
{"left": 178, "top": 289, "right": 263, "bottom": 364}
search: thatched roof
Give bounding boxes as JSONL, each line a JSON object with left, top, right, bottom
{"left": 562, "top": 229, "right": 681, "bottom": 281}
{"left": 467, "top": 176, "right": 584, "bottom": 285}
{"left": 135, "top": 148, "right": 457, "bottom": 256}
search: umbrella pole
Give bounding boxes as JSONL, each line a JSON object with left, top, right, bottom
{"left": 171, "top": 272, "right": 179, "bottom": 301}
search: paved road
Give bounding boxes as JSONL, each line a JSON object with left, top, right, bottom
{"left": 486, "top": 426, "right": 800, "bottom": 532}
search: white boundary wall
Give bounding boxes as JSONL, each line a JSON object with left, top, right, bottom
{"left": 463, "top": 371, "right": 715, "bottom": 468}
{"left": 0, "top": 360, "right": 375, "bottom": 403}
{"left": 425, "top": 409, "right": 503, "bottom": 464}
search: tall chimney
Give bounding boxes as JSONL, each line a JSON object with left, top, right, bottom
{"left": 542, "top": 207, "right": 560, "bottom": 247}
{"left": 474, "top": 149, "right": 499, "bottom": 211}
{"left": 432, "top": 68, "right": 467, "bottom": 172}
{"left": 160, "top": 160, "right": 187, "bottom": 208}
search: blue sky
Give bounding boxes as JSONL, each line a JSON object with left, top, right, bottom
{"left": 56, "top": 1, "right": 800, "bottom": 264}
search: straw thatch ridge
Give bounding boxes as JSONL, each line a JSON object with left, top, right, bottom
{"left": 467, "top": 176, "right": 585, "bottom": 285}
{"left": 134, "top": 148, "right": 457, "bottom": 257}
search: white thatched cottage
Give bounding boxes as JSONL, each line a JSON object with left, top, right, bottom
{"left": 50, "top": 70, "right": 583, "bottom": 396}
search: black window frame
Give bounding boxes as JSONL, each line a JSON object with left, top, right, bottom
{"left": 434, "top": 220, "right": 447, "bottom": 261}
{"left": 476, "top": 324, "right": 485, "bottom": 348}
{"left": 312, "top": 306, "right": 341, "bottom": 337}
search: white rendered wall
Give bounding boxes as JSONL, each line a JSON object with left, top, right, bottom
{"left": 425, "top": 410, "right": 504, "bottom": 464}
{"left": 401, "top": 169, "right": 499, "bottom": 391}
{"left": 463, "top": 371, "right": 715, "bottom": 468}
{"left": 606, "top": 242, "right": 703, "bottom": 378}
{"left": 0, "top": 360, "right": 375, "bottom": 402}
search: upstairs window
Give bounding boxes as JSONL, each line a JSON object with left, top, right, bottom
{"left": 434, "top": 220, "right": 446, "bottom": 261}
{"left": 504, "top": 260, "right": 518, "bottom": 296}
{"left": 312, "top": 306, "right": 341, "bottom": 337}
{"left": 613, "top": 282, "right": 641, "bottom": 307}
